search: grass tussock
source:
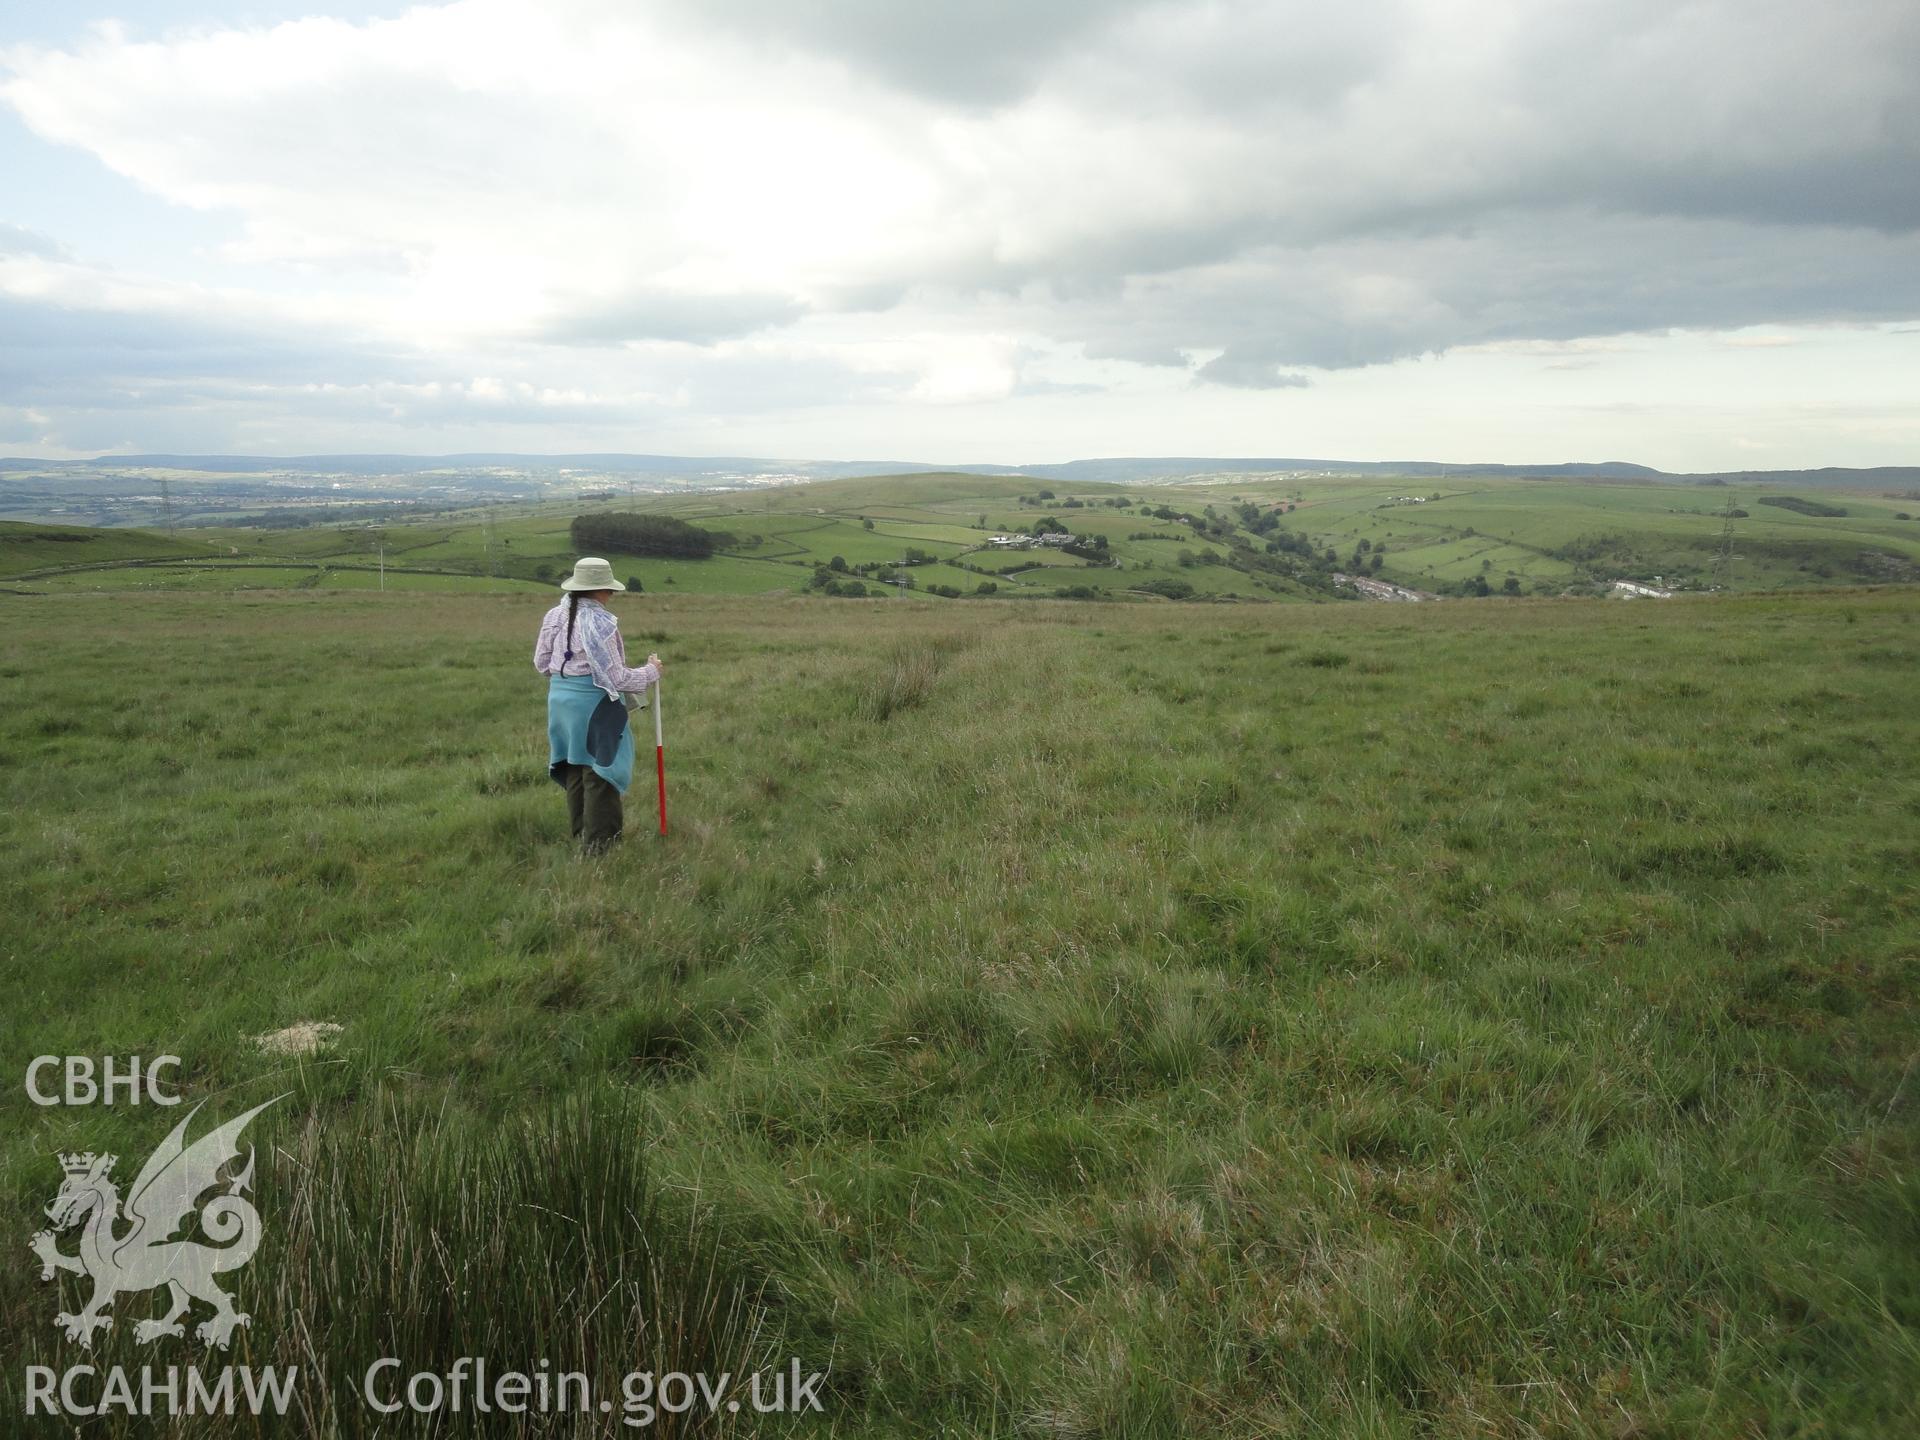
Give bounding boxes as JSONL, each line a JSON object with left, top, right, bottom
{"left": 853, "top": 634, "right": 972, "bottom": 722}
{"left": 3, "top": 1102, "right": 788, "bottom": 1437}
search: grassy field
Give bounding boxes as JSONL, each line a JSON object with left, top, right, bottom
{"left": 0, "top": 521, "right": 225, "bottom": 580}
{"left": 2, "top": 580, "right": 1916, "bottom": 1436}
{"left": 1240, "top": 479, "right": 1920, "bottom": 591}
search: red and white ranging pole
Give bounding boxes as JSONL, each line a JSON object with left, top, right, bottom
{"left": 653, "top": 677, "right": 667, "bottom": 837}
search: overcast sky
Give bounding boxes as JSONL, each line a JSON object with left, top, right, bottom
{"left": 2, "top": 0, "right": 1916, "bottom": 468}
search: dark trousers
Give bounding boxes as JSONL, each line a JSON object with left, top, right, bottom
{"left": 559, "top": 763, "right": 624, "bottom": 852}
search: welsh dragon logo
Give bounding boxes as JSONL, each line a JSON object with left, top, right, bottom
{"left": 30, "top": 1097, "right": 283, "bottom": 1350}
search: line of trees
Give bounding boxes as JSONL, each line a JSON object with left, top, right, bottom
{"left": 1758, "top": 496, "right": 1847, "bottom": 518}
{"left": 569, "top": 513, "right": 733, "bottom": 558}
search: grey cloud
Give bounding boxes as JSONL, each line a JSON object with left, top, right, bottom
{"left": 811, "top": 280, "right": 911, "bottom": 315}
{"left": 913, "top": 1, "right": 1920, "bottom": 364}
{"left": 0, "top": 276, "right": 912, "bottom": 452}
{"left": 682, "top": 1, "right": 1920, "bottom": 248}
{"left": 0, "top": 222, "right": 67, "bottom": 258}
{"left": 0, "top": 373, "right": 642, "bottom": 454}
{"left": 1047, "top": 211, "right": 1920, "bottom": 373}
{"left": 1489, "top": 0, "right": 1920, "bottom": 234}
{"left": 671, "top": 350, "right": 912, "bottom": 414}
{"left": 0, "top": 406, "right": 47, "bottom": 443}
{"left": 1081, "top": 339, "right": 1190, "bottom": 368}
{"left": 0, "top": 293, "right": 422, "bottom": 399}
{"left": 1011, "top": 376, "right": 1106, "bottom": 397}
{"left": 1067, "top": 0, "right": 1411, "bottom": 114}
{"left": 653, "top": 0, "right": 1155, "bottom": 103}
{"left": 1194, "top": 355, "right": 1310, "bottom": 389}
{"left": 534, "top": 290, "right": 808, "bottom": 346}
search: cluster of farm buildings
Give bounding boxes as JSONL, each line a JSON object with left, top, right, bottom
{"left": 986, "top": 532, "right": 1077, "bottom": 550}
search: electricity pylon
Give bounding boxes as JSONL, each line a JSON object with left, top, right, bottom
{"left": 1710, "top": 495, "right": 1737, "bottom": 585}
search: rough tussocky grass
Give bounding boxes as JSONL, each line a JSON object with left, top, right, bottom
{"left": 1, "top": 584, "right": 1916, "bottom": 1436}
{"left": 5, "top": 1102, "right": 780, "bottom": 1437}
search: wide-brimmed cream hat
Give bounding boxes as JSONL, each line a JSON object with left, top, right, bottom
{"left": 560, "top": 556, "right": 625, "bottom": 592}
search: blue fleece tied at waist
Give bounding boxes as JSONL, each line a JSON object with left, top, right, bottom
{"left": 548, "top": 673, "right": 633, "bottom": 793}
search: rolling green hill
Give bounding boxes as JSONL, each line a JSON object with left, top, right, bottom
{"left": 0, "top": 520, "right": 221, "bottom": 580}
{"left": 5, "top": 473, "right": 1918, "bottom": 603}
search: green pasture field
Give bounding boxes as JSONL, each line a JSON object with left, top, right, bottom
{"left": 600, "top": 553, "right": 819, "bottom": 596}
{"left": 1204, "top": 478, "right": 1920, "bottom": 592}
{"left": 21, "top": 563, "right": 541, "bottom": 595}
{"left": 3, "top": 583, "right": 1916, "bottom": 1436}
{"left": 0, "top": 521, "right": 221, "bottom": 578}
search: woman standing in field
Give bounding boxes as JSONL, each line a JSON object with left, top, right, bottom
{"left": 534, "top": 557, "right": 662, "bottom": 854}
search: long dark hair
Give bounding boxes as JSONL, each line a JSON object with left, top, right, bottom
{"left": 563, "top": 592, "right": 580, "bottom": 662}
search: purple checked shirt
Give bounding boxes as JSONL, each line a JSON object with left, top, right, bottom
{"left": 533, "top": 598, "right": 659, "bottom": 701}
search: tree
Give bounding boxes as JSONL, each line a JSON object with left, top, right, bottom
{"left": 1502, "top": 576, "right": 1521, "bottom": 595}
{"left": 570, "top": 513, "right": 728, "bottom": 558}
{"left": 1036, "top": 488, "right": 1055, "bottom": 500}
{"left": 862, "top": 518, "right": 875, "bottom": 531}
{"left": 626, "top": 575, "right": 644, "bottom": 592}
{"left": 975, "top": 581, "right": 998, "bottom": 594}
{"left": 1368, "top": 554, "right": 1383, "bottom": 574}
{"left": 829, "top": 555, "right": 848, "bottom": 572}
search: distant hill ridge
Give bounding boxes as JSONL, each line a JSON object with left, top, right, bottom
{"left": 1, "top": 452, "right": 1914, "bottom": 488}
